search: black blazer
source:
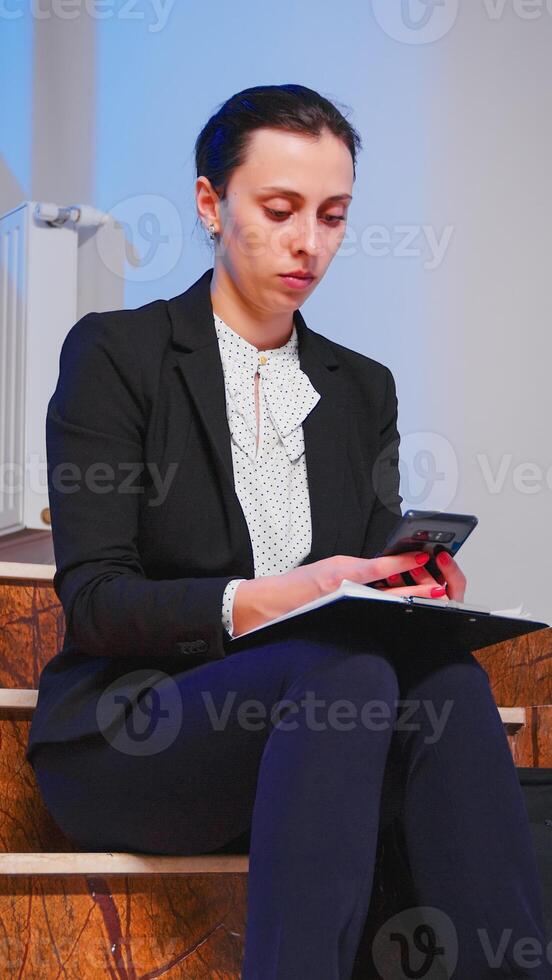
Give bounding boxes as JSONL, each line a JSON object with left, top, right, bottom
{"left": 26, "top": 267, "right": 402, "bottom": 760}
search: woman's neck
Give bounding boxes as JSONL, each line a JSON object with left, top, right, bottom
{"left": 210, "top": 268, "right": 294, "bottom": 351}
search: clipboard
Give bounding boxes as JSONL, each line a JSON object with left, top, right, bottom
{"left": 228, "top": 579, "right": 550, "bottom": 652}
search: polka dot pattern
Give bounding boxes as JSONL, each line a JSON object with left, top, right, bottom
{"left": 213, "top": 312, "right": 321, "bottom": 638}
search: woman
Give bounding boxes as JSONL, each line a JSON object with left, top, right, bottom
{"left": 27, "top": 84, "right": 549, "bottom": 978}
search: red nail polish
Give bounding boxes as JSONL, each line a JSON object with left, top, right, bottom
{"left": 388, "top": 573, "right": 401, "bottom": 583}
{"left": 431, "top": 586, "right": 446, "bottom": 597}
{"left": 416, "top": 552, "right": 429, "bottom": 564}
{"left": 437, "top": 552, "right": 450, "bottom": 565}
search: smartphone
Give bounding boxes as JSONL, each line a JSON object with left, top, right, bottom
{"left": 375, "top": 509, "right": 479, "bottom": 586}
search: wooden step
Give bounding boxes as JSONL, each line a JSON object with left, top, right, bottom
{"left": 0, "top": 686, "right": 528, "bottom": 728}
{"left": 0, "top": 560, "right": 55, "bottom": 581}
{"left": 1, "top": 561, "right": 552, "bottom": 709}
{"left": 0, "top": 862, "right": 248, "bottom": 977}
{"left": 0, "top": 851, "right": 248, "bottom": 875}
{"left": 0, "top": 567, "right": 64, "bottom": 705}
{"left": 0, "top": 688, "right": 537, "bottom": 862}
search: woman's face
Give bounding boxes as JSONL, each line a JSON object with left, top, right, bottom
{"left": 198, "top": 126, "right": 354, "bottom": 312}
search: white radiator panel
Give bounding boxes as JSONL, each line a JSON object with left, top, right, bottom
{"left": 0, "top": 201, "right": 125, "bottom": 536}
{"left": 24, "top": 210, "right": 78, "bottom": 531}
{"left": 0, "top": 212, "right": 27, "bottom": 532}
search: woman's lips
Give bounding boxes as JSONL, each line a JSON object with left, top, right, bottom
{"left": 279, "top": 274, "right": 315, "bottom": 290}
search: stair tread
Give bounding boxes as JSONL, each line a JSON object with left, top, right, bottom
{"left": 0, "top": 561, "right": 55, "bottom": 582}
{"left": 0, "top": 688, "right": 530, "bottom": 730}
{"left": 0, "top": 851, "right": 249, "bottom": 874}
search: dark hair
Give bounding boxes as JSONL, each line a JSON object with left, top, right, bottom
{"left": 194, "top": 83, "right": 362, "bottom": 240}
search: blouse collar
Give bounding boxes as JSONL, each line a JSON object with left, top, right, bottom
{"left": 213, "top": 313, "right": 321, "bottom": 462}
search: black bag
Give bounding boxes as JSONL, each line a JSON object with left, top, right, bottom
{"left": 517, "top": 766, "right": 552, "bottom": 941}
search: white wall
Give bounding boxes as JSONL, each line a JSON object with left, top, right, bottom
{"left": 1, "top": 0, "right": 551, "bottom": 621}
{"left": 389, "top": 3, "right": 552, "bottom": 623}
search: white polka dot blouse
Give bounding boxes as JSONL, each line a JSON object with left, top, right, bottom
{"left": 213, "top": 312, "right": 322, "bottom": 638}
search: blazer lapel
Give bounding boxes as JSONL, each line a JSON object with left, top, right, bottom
{"left": 167, "top": 267, "right": 350, "bottom": 575}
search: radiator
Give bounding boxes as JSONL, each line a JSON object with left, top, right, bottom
{"left": 0, "top": 201, "right": 125, "bottom": 539}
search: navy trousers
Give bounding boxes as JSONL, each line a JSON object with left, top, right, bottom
{"left": 30, "top": 606, "right": 551, "bottom": 979}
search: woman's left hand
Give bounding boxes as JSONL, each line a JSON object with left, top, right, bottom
{"left": 373, "top": 551, "right": 467, "bottom": 602}
{"left": 409, "top": 551, "right": 467, "bottom": 602}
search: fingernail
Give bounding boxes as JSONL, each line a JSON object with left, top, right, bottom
{"left": 388, "top": 573, "right": 402, "bottom": 583}
{"left": 431, "top": 586, "right": 447, "bottom": 597}
{"left": 437, "top": 552, "right": 450, "bottom": 565}
{"left": 416, "top": 552, "right": 429, "bottom": 564}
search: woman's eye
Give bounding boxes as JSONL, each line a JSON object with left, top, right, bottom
{"left": 264, "top": 207, "right": 345, "bottom": 225}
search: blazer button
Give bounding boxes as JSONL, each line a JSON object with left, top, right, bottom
{"left": 176, "top": 639, "right": 209, "bottom": 655}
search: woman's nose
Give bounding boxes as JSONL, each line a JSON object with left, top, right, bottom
{"left": 292, "top": 215, "right": 323, "bottom": 254}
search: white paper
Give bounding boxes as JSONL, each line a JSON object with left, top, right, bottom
{"left": 490, "top": 603, "right": 533, "bottom": 620}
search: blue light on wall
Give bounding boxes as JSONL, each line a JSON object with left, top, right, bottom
{"left": 0, "top": 9, "right": 33, "bottom": 197}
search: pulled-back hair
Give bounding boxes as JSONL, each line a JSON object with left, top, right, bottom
{"left": 194, "top": 83, "right": 362, "bottom": 240}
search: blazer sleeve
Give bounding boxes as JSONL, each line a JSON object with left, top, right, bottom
{"left": 361, "top": 365, "right": 403, "bottom": 558}
{"left": 46, "top": 312, "right": 238, "bottom": 662}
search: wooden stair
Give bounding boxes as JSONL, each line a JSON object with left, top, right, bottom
{"left": 1, "top": 560, "right": 551, "bottom": 977}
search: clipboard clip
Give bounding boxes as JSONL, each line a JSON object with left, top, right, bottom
{"left": 405, "top": 596, "right": 492, "bottom": 616}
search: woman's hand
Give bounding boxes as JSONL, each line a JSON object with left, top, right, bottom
{"left": 232, "top": 551, "right": 461, "bottom": 636}
{"left": 373, "top": 551, "right": 467, "bottom": 603}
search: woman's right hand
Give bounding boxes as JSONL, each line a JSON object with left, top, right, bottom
{"left": 286, "top": 552, "right": 448, "bottom": 602}
{"left": 232, "top": 552, "right": 447, "bottom": 637}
